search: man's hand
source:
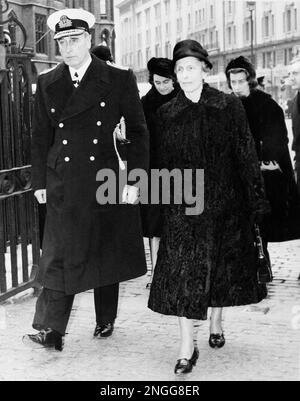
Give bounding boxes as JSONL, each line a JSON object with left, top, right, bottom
{"left": 34, "top": 189, "right": 47, "bottom": 204}
{"left": 122, "top": 185, "right": 139, "bottom": 205}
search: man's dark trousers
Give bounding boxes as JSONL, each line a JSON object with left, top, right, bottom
{"left": 33, "top": 284, "right": 119, "bottom": 335}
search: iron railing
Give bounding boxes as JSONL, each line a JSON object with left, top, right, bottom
{"left": 0, "top": 3, "right": 40, "bottom": 301}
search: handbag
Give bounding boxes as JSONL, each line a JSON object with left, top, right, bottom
{"left": 254, "top": 224, "right": 273, "bottom": 284}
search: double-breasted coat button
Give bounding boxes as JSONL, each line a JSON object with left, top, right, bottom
{"left": 100, "top": 102, "right": 106, "bottom": 108}
{"left": 90, "top": 156, "right": 95, "bottom": 161}
{"left": 51, "top": 108, "right": 55, "bottom": 113}
{"left": 96, "top": 121, "right": 102, "bottom": 126}
{"left": 62, "top": 140, "right": 68, "bottom": 145}
{"left": 64, "top": 157, "right": 70, "bottom": 162}
{"left": 93, "top": 139, "right": 98, "bottom": 144}
{"left": 59, "top": 123, "right": 64, "bottom": 128}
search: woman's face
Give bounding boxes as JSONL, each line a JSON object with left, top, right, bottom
{"left": 175, "top": 57, "right": 205, "bottom": 94}
{"left": 229, "top": 71, "right": 250, "bottom": 98}
{"left": 153, "top": 74, "right": 174, "bottom": 95}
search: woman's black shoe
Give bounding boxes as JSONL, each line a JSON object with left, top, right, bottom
{"left": 209, "top": 333, "right": 225, "bottom": 349}
{"left": 174, "top": 348, "right": 199, "bottom": 375}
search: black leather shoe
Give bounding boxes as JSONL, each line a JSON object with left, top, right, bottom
{"left": 209, "top": 333, "right": 225, "bottom": 349}
{"left": 174, "top": 348, "right": 199, "bottom": 375}
{"left": 94, "top": 322, "right": 114, "bottom": 338}
{"left": 22, "top": 329, "right": 64, "bottom": 351}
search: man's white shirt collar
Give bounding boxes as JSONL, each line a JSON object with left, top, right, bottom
{"left": 69, "top": 55, "right": 92, "bottom": 82}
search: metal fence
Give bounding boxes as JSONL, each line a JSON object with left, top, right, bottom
{"left": 0, "top": 6, "right": 40, "bottom": 302}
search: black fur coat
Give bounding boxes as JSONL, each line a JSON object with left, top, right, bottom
{"left": 148, "top": 85, "right": 268, "bottom": 320}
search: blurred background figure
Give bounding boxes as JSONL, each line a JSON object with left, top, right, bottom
{"left": 257, "top": 76, "right": 265, "bottom": 91}
{"left": 289, "top": 57, "right": 300, "bottom": 196}
{"left": 91, "top": 45, "right": 114, "bottom": 63}
{"left": 226, "top": 56, "right": 300, "bottom": 266}
{"left": 140, "top": 57, "right": 179, "bottom": 289}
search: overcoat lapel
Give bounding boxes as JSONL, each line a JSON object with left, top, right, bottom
{"left": 45, "top": 63, "right": 74, "bottom": 116}
{"left": 45, "top": 56, "right": 112, "bottom": 121}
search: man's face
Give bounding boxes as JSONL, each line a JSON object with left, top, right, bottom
{"left": 175, "top": 57, "right": 205, "bottom": 95}
{"left": 153, "top": 74, "right": 174, "bottom": 96}
{"left": 230, "top": 71, "right": 250, "bottom": 97}
{"left": 57, "top": 32, "right": 91, "bottom": 69}
{"left": 289, "top": 62, "right": 300, "bottom": 90}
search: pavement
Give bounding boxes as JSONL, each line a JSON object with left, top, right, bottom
{"left": 0, "top": 239, "right": 300, "bottom": 382}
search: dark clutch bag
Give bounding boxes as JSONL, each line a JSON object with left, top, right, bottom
{"left": 254, "top": 224, "right": 273, "bottom": 284}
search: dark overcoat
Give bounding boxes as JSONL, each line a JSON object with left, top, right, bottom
{"left": 291, "top": 93, "right": 300, "bottom": 162}
{"left": 291, "top": 93, "right": 300, "bottom": 194}
{"left": 241, "top": 89, "right": 300, "bottom": 242}
{"left": 148, "top": 85, "right": 268, "bottom": 321}
{"left": 31, "top": 56, "right": 149, "bottom": 295}
{"left": 140, "top": 85, "right": 179, "bottom": 238}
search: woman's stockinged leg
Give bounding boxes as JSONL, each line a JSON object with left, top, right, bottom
{"left": 147, "top": 237, "right": 161, "bottom": 288}
{"left": 178, "top": 317, "right": 195, "bottom": 359}
{"left": 209, "top": 308, "right": 226, "bottom": 349}
{"left": 210, "top": 307, "right": 223, "bottom": 334}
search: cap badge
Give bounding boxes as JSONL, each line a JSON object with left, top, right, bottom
{"left": 58, "top": 15, "right": 72, "bottom": 29}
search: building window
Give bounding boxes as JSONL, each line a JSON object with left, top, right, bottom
{"left": 165, "top": 41, "right": 171, "bottom": 58}
{"left": 100, "top": 0, "right": 107, "bottom": 18}
{"left": 146, "top": 47, "right": 151, "bottom": 61}
{"left": 227, "top": 26, "right": 232, "bottom": 46}
{"left": 35, "top": 14, "right": 48, "bottom": 54}
{"left": 245, "top": 20, "right": 250, "bottom": 42}
{"left": 176, "top": 0, "right": 182, "bottom": 11}
{"left": 55, "top": 41, "right": 60, "bottom": 56}
{"left": 137, "top": 50, "right": 143, "bottom": 69}
{"left": 145, "top": 8, "right": 150, "bottom": 26}
{"left": 65, "top": 0, "right": 76, "bottom": 7}
{"left": 88, "top": 0, "right": 93, "bottom": 12}
{"left": 155, "top": 44, "right": 161, "bottom": 57}
{"left": 284, "top": 48, "right": 293, "bottom": 65}
{"left": 263, "top": 15, "right": 270, "bottom": 37}
{"left": 287, "top": 9, "right": 292, "bottom": 31}
{"left": 263, "top": 51, "right": 276, "bottom": 68}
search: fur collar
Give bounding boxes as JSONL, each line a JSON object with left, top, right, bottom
{"left": 165, "top": 84, "right": 229, "bottom": 120}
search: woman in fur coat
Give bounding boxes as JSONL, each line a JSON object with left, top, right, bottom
{"left": 225, "top": 56, "right": 300, "bottom": 262}
{"left": 148, "top": 41, "right": 269, "bottom": 375}
{"left": 141, "top": 58, "right": 179, "bottom": 287}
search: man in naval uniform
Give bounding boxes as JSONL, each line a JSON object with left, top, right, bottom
{"left": 23, "top": 9, "right": 149, "bottom": 351}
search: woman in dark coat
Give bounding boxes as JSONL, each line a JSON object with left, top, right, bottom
{"left": 148, "top": 40, "right": 269, "bottom": 375}
{"left": 140, "top": 58, "right": 179, "bottom": 287}
{"left": 225, "top": 57, "right": 300, "bottom": 252}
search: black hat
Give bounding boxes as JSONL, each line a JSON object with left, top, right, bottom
{"left": 172, "top": 40, "right": 213, "bottom": 69}
{"left": 147, "top": 57, "right": 175, "bottom": 78}
{"left": 91, "top": 45, "right": 113, "bottom": 62}
{"left": 257, "top": 76, "right": 265, "bottom": 85}
{"left": 225, "top": 56, "right": 256, "bottom": 80}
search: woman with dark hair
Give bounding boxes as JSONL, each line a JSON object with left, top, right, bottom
{"left": 225, "top": 56, "right": 300, "bottom": 260}
{"left": 148, "top": 41, "right": 269, "bottom": 375}
{"left": 141, "top": 57, "right": 179, "bottom": 288}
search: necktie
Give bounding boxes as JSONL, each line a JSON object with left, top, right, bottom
{"left": 72, "top": 72, "right": 80, "bottom": 88}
